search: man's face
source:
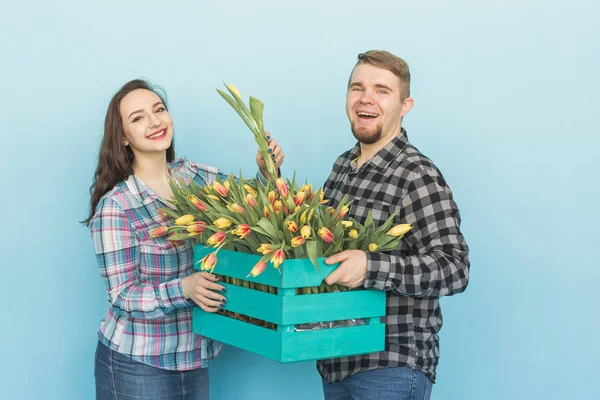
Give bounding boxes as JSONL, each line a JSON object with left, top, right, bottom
{"left": 346, "top": 63, "right": 409, "bottom": 145}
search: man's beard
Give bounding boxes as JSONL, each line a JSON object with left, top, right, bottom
{"left": 351, "top": 122, "right": 382, "bottom": 145}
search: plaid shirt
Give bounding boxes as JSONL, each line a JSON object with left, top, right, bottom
{"left": 317, "top": 129, "right": 470, "bottom": 383}
{"left": 89, "top": 158, "right": 227, "bottom": 370}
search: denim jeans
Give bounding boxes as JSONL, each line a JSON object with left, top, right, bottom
{"left": 94, "top": 341, "right": 209, "bottom": 399}
{"left": 322, "top": 366, "right": 433, "bottom": 400}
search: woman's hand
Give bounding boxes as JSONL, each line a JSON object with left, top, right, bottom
{"left": 182, "top": 272, "right": 226, "bottom": 313}
{"left": 257, "top": 131, "right": 284, "bottom": 178}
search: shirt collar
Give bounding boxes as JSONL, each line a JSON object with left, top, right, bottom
{"left": 347, "top": 128, "right": 410, "bottom": 171}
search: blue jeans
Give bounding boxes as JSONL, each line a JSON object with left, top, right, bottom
{"left": 94, "top": 341, "right": 209, "bottom": 399}
{"left": 322, "top": 366, "right": 433, "bottom": 400}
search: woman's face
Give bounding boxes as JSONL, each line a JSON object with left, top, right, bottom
{"left": 119, "top": 89, "right": 174, "bottom": 158}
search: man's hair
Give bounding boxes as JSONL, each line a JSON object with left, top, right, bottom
{"left": 349, "top": 50, "right": 411, "bottom": 99}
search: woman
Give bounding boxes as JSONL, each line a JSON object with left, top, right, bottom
{"left": 84, "top": 79, "right": 283, "bottom": 399}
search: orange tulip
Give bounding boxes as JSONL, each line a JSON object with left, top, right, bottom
{"left": 213, "top": 181, "right": 229, "bottom": 197}
{"left": 232, "top": 224, "right": 251, "bottom": 239}
{"left": 187, "top": 221, "right": 207, "bottom": 235}
{"left": 188, "top": 195, "right": 207, "bottom": 212}
{"left": 294, "top": 191, "right": 306, "bottom": 207}
{"left": 318, "top": 227, "right": 334, "bottom": 243}
{"left": 286, "top": 220, "right": 298, "bottom": 233}
{"left": 268, "top": 190, "right": 276, "bottom": 205}
{"left": 207, "top": 231, "right": 227, "bottom": 246}
{"left": 337, "top": 206, "right": 349, "bottom": 219}
{"left": 245, "top": 193, "right": 257, "bottom": 208}
{"left": 290, "top": 236, "right": 305, "bottom": 247}
{"left": 276, "top": 178, "right": 289, "bottom": 198}
{"left": 263, "top": 206, "right": 270, "bottom": 219}
{"left": 227, "top": 203, "right": 245, "bottom": 215}
{"left": 247, "top": 260, "right": 267, "bottom": 277}
{"left": 273, "top": 200, "right": 283, "bottom": 214}
{"left": 200, "top": 253, "right": 217, "bottom": 271}
{"left": 150, "top": 226, "right": 168, "bottom": 238}
{"left": 271, "top": 249, "right": 285, "bottom": 269}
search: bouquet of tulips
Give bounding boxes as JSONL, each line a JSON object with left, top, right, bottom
{"left": 150, "top": 83, "right": 412, "bottom": 293}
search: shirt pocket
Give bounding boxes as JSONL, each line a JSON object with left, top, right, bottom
{"left": 138, "top": 239, "right": 191, "bottom": 280}
{"left": 351, "top": 199, "right": 399, "bottom": 226}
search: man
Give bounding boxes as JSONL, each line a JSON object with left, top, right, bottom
{"left": 320, "top": 50, "right": 470, "bottom": 400}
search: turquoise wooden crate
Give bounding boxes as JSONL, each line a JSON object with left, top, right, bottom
{"left": 192, "top": 245, "right": 386, "bottom": 363}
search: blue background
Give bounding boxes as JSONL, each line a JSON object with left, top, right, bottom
{"left": 1, "top": 1, "right": 598, "bottom": 399}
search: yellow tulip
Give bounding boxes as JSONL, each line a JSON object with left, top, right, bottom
{"left": 387, "top": 224, "right": 412, "bottom": 237}
{"left": 341, "top": 221, "right": 353, "bottom": 228}
{"left": 213, "top": 217, "right": 232, "bottom": 229}
{"left": 368, "top": 243, "right": 378, "bottom": 252}
{"left": 300, "top": 225, "right": 311, "bottom": 239}
{"left": 348, "top": 229, "right": 359, "bottom": 239}
{"left": 228, "top": 83, "right": 242, "bottom": 99}
{"left": 175, "top": 214, "right": 195, "bottom": 225}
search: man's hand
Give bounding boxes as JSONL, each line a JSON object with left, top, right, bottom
{"left": 256, "top": 131, "right": 284, "bottom": 177}
{"left": 324, "top": 250, "right": 368, "bottom": 288}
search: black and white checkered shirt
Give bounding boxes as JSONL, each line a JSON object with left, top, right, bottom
{"left": 317, "top": 129, "right": 470, "bottom": 384}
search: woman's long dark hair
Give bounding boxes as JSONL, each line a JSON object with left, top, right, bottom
{"left": 83, "top": 79, "right": 175, "bottom": 225}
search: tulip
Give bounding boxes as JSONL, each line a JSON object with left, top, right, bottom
{"left": 207, "top": 195, "right": 220, "bottom": 201}
{"left": 286, "top": 220, "right": 298, "bottom": 234}
{"left": 319, "top": 191, "right": 328, "bottom": 204}
{"left": 245, "top": 193, "right": 257, "bottom": 208}
{"left": 368, "top": 243, "right": 378, "bottom": 252}
{"left": 227, "top": 203, "right": 245, "bottom": 215}
{"left": 268, "top": 190, "right": 276, "bottom": 205}
{"left": 263, "top": 206, "right": 270, "bottom": 219}
{"left": 271, "top": 249, "right": 285, "bottom": 269}
{"left": 387, "top": 224, "right": 412, "bottom": 237}
{"left": 213, "top": 181, "right": 229, "bottom": 197}
{"left": 301, "top": 184, "right": 312, "bottom": 197}
{"left": 290, "top": 236, "right": 305, "bottom": 247}
{"left": 348, "top": 229, "right": 359, "bottom": 239}
{"left": 213, "top": 217, "right": 232, "bottom": 229}
{"left": 244, "top": 184, "right": 258, "bottom": 197}
{"left": 200, "top": 253, "right": 217, "bottom": 271}
{"left": 187, "top": 195, "right": 207, "bottom": 212}
{"left": 228, "top": 83, "right": 242, "bottom": 100}
{"left": 157, "top": 209, "right": 168, "bottom": 218}
{"left": 318, "top": 227, "right": 335, "bottom": 243}
{"left": 300, "top": 209, "right": 308, "bottom": 224}
{"left": 273, "top": 200, "right": 283, "bottom": 214}
{"left": 300, "top": 225, "right": 311, "bottom": 239}
{"left": 187, "top": 221, "right": 207, "bottom": 235}
{"left": 232, "top": 224, "right": 251, "bottom": 239}
{"left": 276, "top": 178, "right": 289, "bottom": 198}
{"left": 294, "top": 191, "right": 306, "bottom": 207}
{"left": 175, "top": 214, "right": 195, "bottom": 225}
{"left": 341, "top": 220, "right": 353, "bottom": 228}
{"left": 149, "top": 226, "right": 168, "bottom": 238}
{"left": 257, "top": 243, "right": 274, "bottom": 255}
{"left": 207, "top": 231, "right": 227, "bottom": 246}
{"left": 283, "top": 205, "right": 290, "bottom": 216}
{"left": 337, "top": 206, "right": 349, "bottom": 219}
{"left": 224, "top": 181, "right": 231, "bottom": 189}
{"left": 247, "top": 260, "right": 267, "bottom": 277}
